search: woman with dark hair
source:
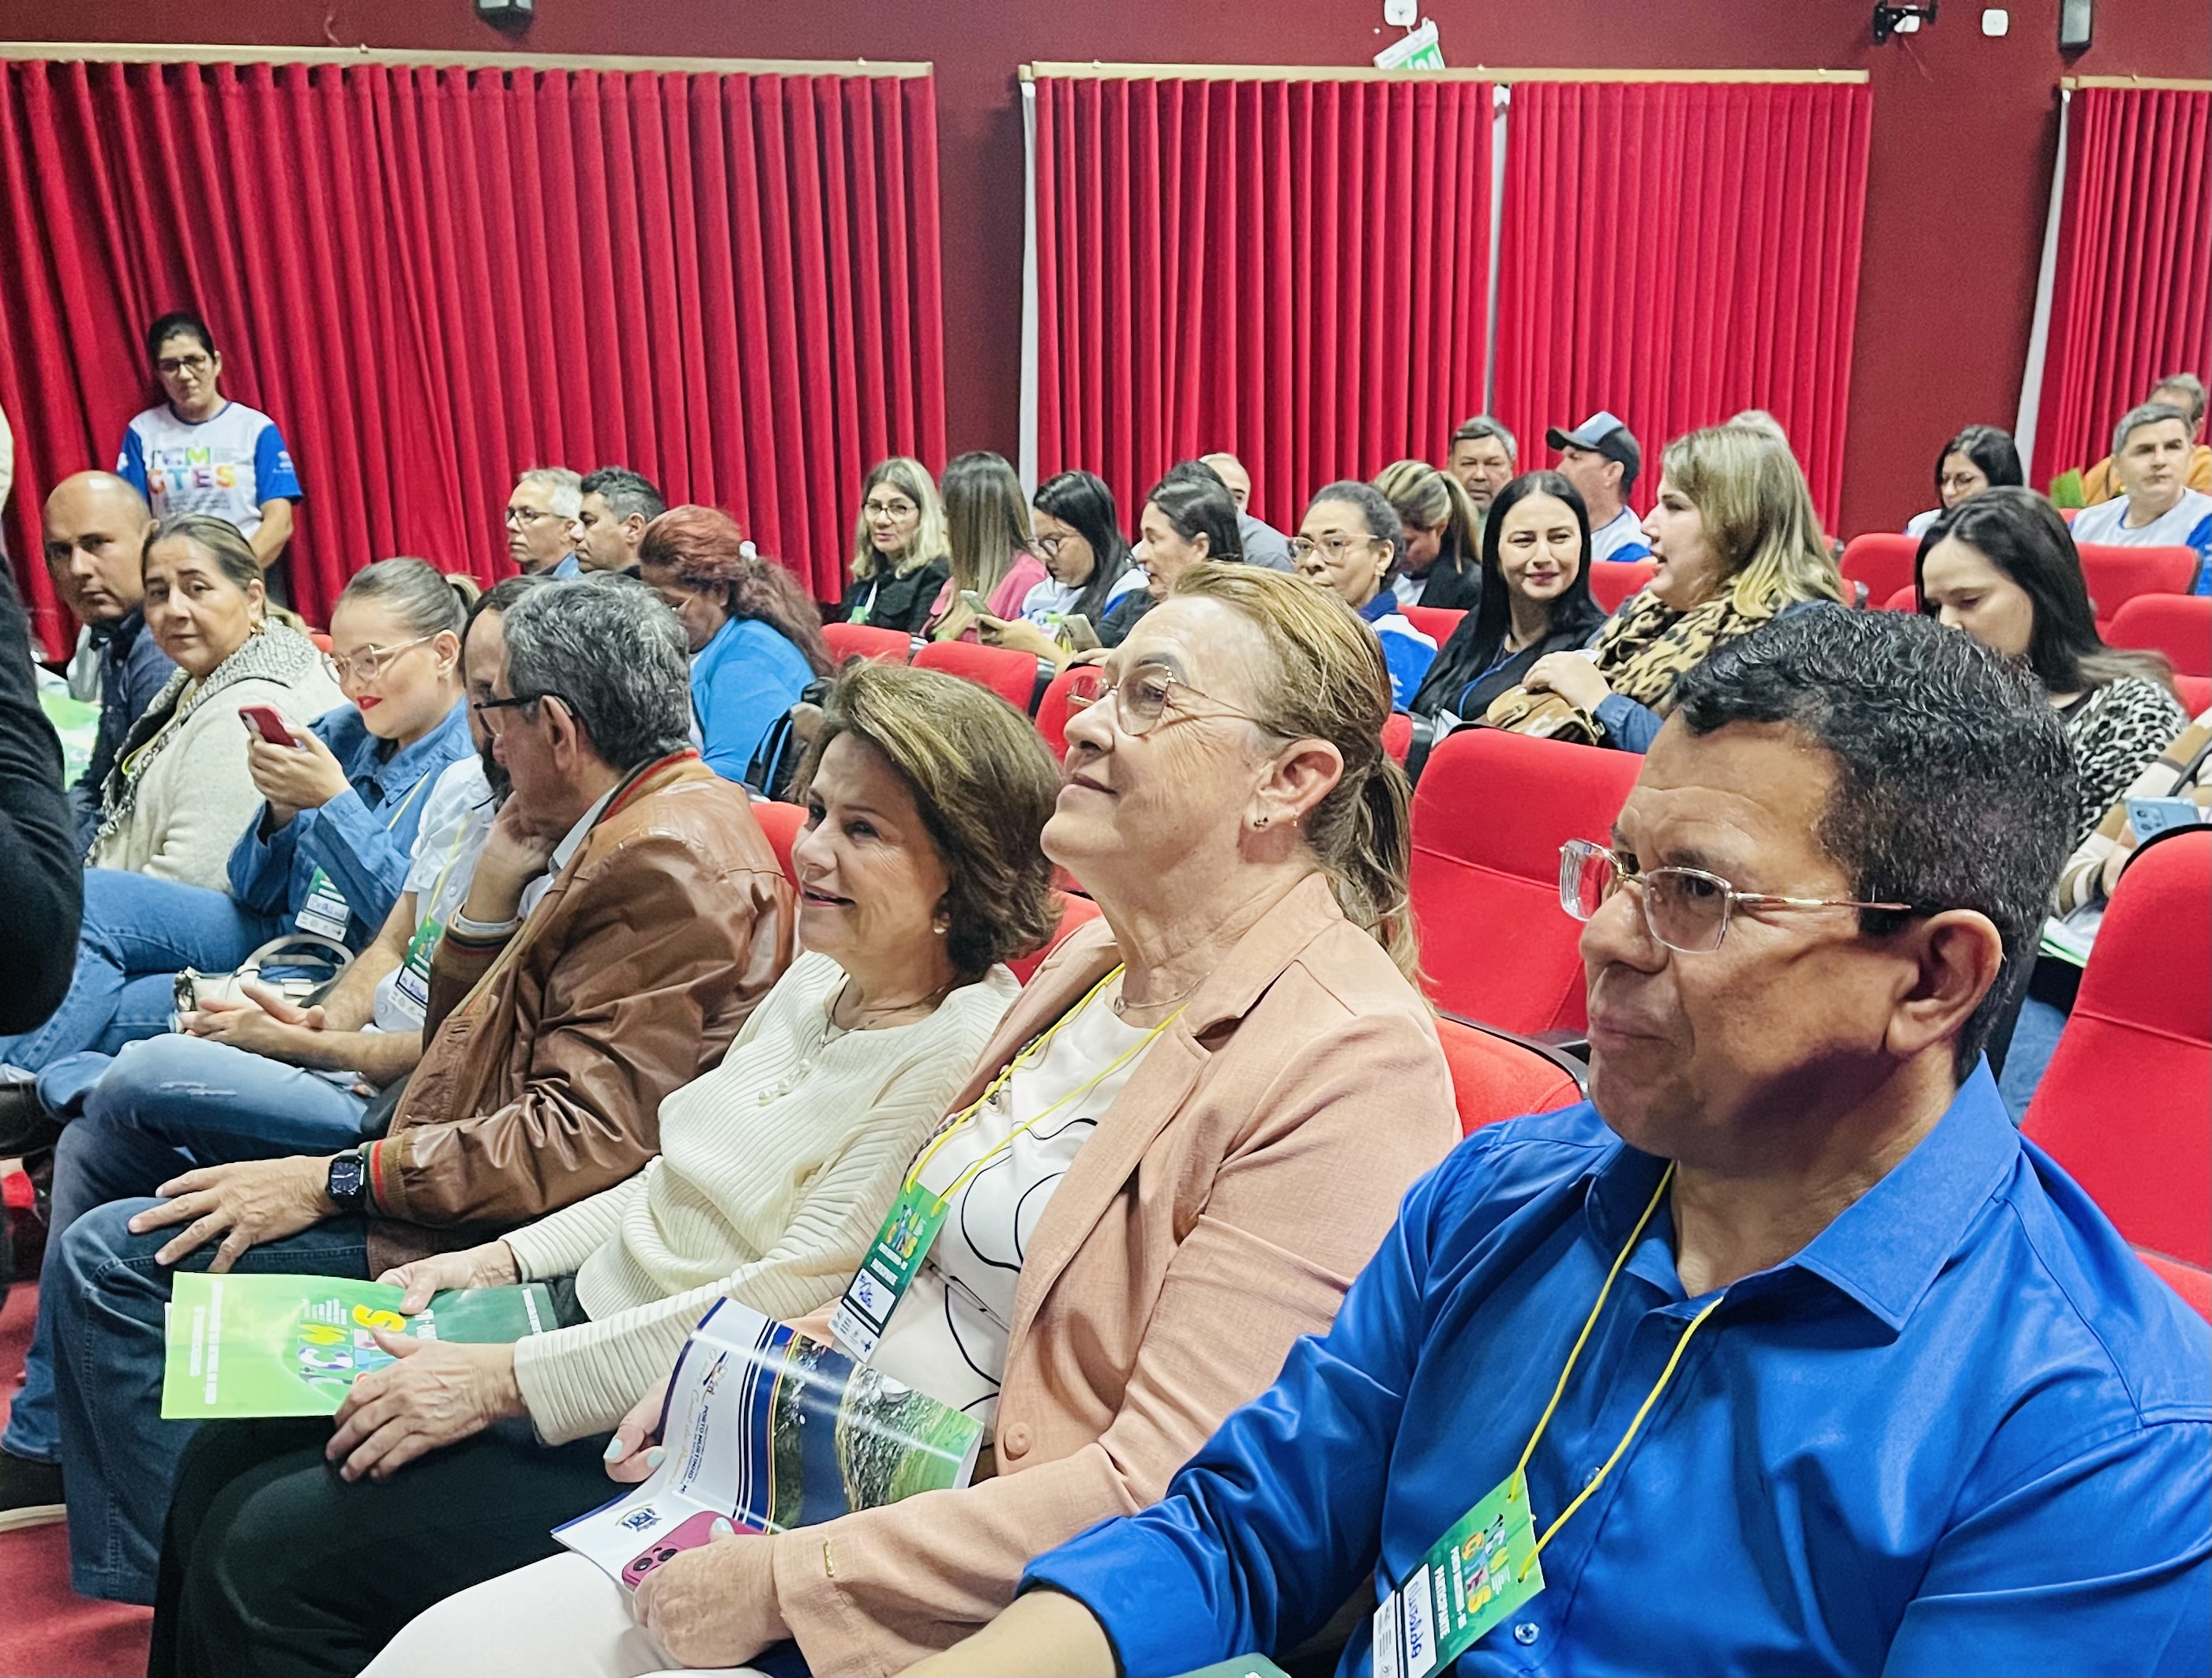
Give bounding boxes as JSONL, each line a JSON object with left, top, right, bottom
{"left": 1372, "top": 460, "right": 1482, "bottom": 611}
{"left": 1917, "top": 486, "right": 2184, "bottom": 847}
{"left": 1291, "top": 482, "right": 1437, "bottom": 708}
{"left": 116, "top": 311, "right": 304, "bottom": 569}
{"left": 978, "top": 471, "right": 1144, "bottom": 661}
{"left": 926, "top": 452, "right": 1048, "bottom": 639}
{"left": 1905, "top": 426, "right": 2023, "bottom": 538}
{"left": 1408, "top": 471, "right": 1607, "bottom": 726}
{"left": 1097, "top": 473, "right": 1246, "bottom": 648}
{"left": 637, "top": 507, "right": 832, "bottom": 785}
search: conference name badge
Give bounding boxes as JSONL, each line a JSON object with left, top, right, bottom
{"left": 295, "top": 867, "right": 352, "bottom": 940}
{"left": 1370, "top": 1469, "right": 1543, "bottom": 1678}
{"left": 392, "top": 916, "right": 445, "bottom": 1019}
{"left": 828, "top": 1181, "right": 948, "bottom": 1364}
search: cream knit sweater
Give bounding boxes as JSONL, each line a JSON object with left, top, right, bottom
{"left": 506, "top": 950, "right": 1020, "bottom": 1443}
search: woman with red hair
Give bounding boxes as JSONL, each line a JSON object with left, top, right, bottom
{"left": 636, "top": 507, "right": 831, "bottom": 784}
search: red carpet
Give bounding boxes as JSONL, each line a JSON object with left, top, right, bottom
{"left": 1, "top": 1231, "right": 155, "bottom": 1677}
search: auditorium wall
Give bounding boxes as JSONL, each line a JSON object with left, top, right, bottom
{"left": 0, "top": 0, "right": 2203, "bottom": 536}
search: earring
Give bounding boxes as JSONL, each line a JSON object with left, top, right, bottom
{"left": 933, "top": 922, "right": 948, "bottom": 936}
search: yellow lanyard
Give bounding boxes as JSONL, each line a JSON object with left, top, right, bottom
{"left": 1513, "top": 1161, "right": 1721, "bottom": 1575}
{"left": 375, "top": 764, "right": 434, "bottom": 833}
{"left": 904, "top": 965, "right": 1178, "bottom": 1211}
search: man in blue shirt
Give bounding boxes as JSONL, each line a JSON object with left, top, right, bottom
{"left": 40, "top": 471, "right": 173, "bottom": 844}
{"left": 920, "top": 607, "right": 2211, "bottom": 1677}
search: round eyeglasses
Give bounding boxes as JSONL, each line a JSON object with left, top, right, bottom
{"left": 1557, "top": 838, "right": 1914, "bottom": 955}
{"left": 1062, "top": 663, "right": 1271, "bottom": 738}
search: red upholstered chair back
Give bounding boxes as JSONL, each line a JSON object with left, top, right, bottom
{"left": 2075, "top": 545, "right": 2202, "bottom": 623}
{"left": 1409, "top": 726, "right": 1642, "bottom": 1033}
{"left": 749, "top": 799, "right": 808, "bottom": 887}
{"left": 1883, "top": 584, "right": 1920, "bottom": 613}
{"left": 2138, "top": 1250, "right": 2212, "bottom": 1324}
{"left": 822, "top": 621, "right": 915, "bottom": 665}
{"left": 1381, "top": 711, "right": 1414, "bottom": 765}
{"left": 2023, "top": 828, "right": 2212, "bottom": 1267}
{"left": 1034, "top": 664, "right": 1090, "bottom": 760}
{"left": 1840, "top": 533, "right": 1920, "bottom": 606}
{"left": 1005, "top": 892, "right": 1102, "bottom": 985}
{"left": 912, "top": 640, "right": 1044, "bottom": 714}
{"left": 1403, "top": 605, "right": 1466, "bottom": 645}
{"left": 2109, "top": 592, "right": 2212, "bottom": 681}
{"left": 1589, "top": 559, "right": 1657, "bottom": 614}
{"left": 1436, "top": 1015, "right": 1584, "bottom": 1136}
{"left": 2175, "top": 674, "right": 2212, "bottom": 715}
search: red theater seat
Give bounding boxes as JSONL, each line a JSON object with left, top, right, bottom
{"left": 1409, "top": 726, "right": 1641, "bottom": 1034}
{"left": 1006, "top": 893, "right": 1102, "bottom": 985}
{"left": 749, "top": 800, "right": 807, "bottom": 886}
{"left": 1381, "top": 711, "right": 1413, "bottom": 765}
{"left": 1589, "top": 559, "right": 1656, "bottom": 615}
{"left": 2176, "top": 674, "right": 2212, "bottom": 715}
{"left": 914, "top": 640, "right": 1046, "bottom": 714}
{"left": 1840, "top": 532, "right": 1919, "bottom": 607}
{"left": 822, "top": 621, "right": 915, "bottom": 664}
{"left": 1436, "top": 1015, "right": 1583, "bottom": 1136}
{"left": 1034, "top": 663, "right": 1091, "bottom": 759}
{"left": 2075, "top": 545, "right": 2202, "bottom": 623}
{"left": 2109, "top": 593, "right": 2212, "bottom": 681}
{"left": 1403, "top": 605, "right": 1465, "bottom": 645}
{"left": 2024, "top": 828, "right": 2212, "bottom": 1268}
{"left": 1883, "top": 584, "right": 1919, "bottom": 613}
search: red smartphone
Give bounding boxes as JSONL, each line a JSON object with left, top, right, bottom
{"left": 238, "top": 703, "right": 300, "bottom": 747}
{"left": 620, "top": 1510, "right": 749, "bottom": 1590}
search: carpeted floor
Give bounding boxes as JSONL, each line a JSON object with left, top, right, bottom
{"left": 2, "top": 1170, "right": 154, "bottom": 1678}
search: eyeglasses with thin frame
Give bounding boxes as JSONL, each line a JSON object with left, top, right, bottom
{"left": 863, "top": 498, "right": 918, "bottom": 520}
{"left": 329, "top": 633, "right": 437, "bottom": 685}
{"left": 1288, "top": 531, "right": 1384, "bottom": 565}
{"left": 1063, "top": 661, "right": 1273, "bottom": 738}
{"left": 157, "top": 353, "right": 213, "bottom": 377}
{"left": 505, "top": 505, "right": 559, "bottom": 528}
{"left": 1557, "top": 838, "right": 1915, "bottom": 955}
{"left": 471, "top": 690, "right": 570, "bottom": 728}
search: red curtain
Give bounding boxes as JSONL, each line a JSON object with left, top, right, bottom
{"left": 0, "top": 57, "right": 946, "bottom": 652}
{"left": 2030, "top": 87, "right": 2212, "bottom": 490}
{"left": 1492, "top": 81, "right": 1872, "bottom": 527}
{"left": 1031, "top": 74, "right": 1493, "bottom": 532}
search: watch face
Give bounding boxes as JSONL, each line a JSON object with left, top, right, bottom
{"left": 329, "top": 1154, "right": 366, "bottom": 1201}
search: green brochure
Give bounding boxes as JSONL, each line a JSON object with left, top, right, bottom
{"left": 163, "top": 1272, "right": 558, "bottom": 1419}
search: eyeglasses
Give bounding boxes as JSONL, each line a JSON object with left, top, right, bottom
{"left": 505, "top": 505, "right": 559, "bottom": 528}
{"left": 1288, "top": 531, "right": 1383, "bottom": 565}
{"left": 330, "top": 633, "right": 436, "bottom": 685}
{"left": 1035, "top": 533, "right": 1068, "bottom": 558}
{"left": 863, "top": 499, "right": 918, "bottom": 520}
{"left": 1064, "top": 662, "right": 1271, "bottom": 738}
{"left": 1557, "top": 839, "right": 1914, "bottom": 955}
{"left": 156, "top": 353, "right": 212, "bottom": 377}
{"left": 471, "top": 690, "right": 569, "bottom": 727}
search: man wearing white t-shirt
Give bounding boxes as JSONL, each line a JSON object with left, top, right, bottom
{"left": 115, "top": 310, "right": 302, "bottom": 568}
{"left": 1549, "top": 409, "right": 1652, "bottom": 564}
{"left": 2070, "top": 404, "right": 2212, "bottom": 590}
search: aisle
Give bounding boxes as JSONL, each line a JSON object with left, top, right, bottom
{"left": 1, "top": 1187, "right": 155, "bottom": 1677}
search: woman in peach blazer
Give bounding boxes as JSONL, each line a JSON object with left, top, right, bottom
{"left": 361, "top": 566, "right": 1460, "bottom": 1678}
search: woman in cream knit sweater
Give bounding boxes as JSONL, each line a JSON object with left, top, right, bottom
{"left": 149, "top": 660, "right": 1068, "bottom": 1674}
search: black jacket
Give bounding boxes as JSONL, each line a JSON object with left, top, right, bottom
{"left": 0, "top": 565, "right": 84, "bottom": 1030}
{"left": 832, "top": 558, "right": 952, "bottom": 637}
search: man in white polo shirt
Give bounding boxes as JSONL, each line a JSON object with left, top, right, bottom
{"left": 1549, "top": 410, "right": 1651, "bottom": 564}
{"left": 2071, "top": 404, "right": 2212, "bottom": 588}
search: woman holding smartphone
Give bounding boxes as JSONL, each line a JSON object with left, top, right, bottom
{"left": 0, "top": 533, "right": 469, "bottom": 1141}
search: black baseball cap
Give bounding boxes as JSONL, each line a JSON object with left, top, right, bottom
{"left": 1545, "top": 411, "right": 1642, "bottom": 479}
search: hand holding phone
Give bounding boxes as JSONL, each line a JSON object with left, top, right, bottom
{"left": 238, "top": 703, "right": 302, "bottom": 747}
{"left": 957, "top": 590, "right": 993, "bottom": 618}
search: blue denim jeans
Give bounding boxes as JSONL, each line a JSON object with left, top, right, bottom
{"left": 3, "top": 1037, "right": 374, "bottom": 1471}
{"left": 0, "top": 868, "right": 280, "bottom": 1072}
{"left": 40, "top": 1196, "right": 370, "bottom": 1603}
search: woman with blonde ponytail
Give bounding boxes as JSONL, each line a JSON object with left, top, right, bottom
{"left": 367, "top": 564, "right": 1458, "bottom": 1678}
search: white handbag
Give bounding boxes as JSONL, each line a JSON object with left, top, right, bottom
{"left": 171, "top": 931, "right": 355, "bottom": 1019}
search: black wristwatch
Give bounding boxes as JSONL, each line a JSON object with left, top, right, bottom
{"left": 325, "top": 1150, "right": 369, "bottom": 1211}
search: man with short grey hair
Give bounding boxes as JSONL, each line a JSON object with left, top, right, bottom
{"left": 27, "top": 575, "right": 796, "bottom": 1604}
{"left": 2082, "top": 373, "right": 2210, "bottom": 506}
{"left": 507, "top": 466, "right": 584, "bottom": 577}
{"left": 2070, "top": 403, "right": 2212, "bottom": 576}
{"left": 573, "top": 466, "right": 667, "bottom": 575}
{"left": 1447, "top": 415, "right": 1518, "bottom": 510}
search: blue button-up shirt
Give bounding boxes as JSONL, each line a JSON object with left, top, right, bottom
{"left": 1029, "top": 1065, "right": 2211, "bottom": 1676}
{"left": 226, "top": 698, "right": 472, "bottom": 948}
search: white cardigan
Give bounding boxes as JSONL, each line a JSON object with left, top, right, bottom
{"left": 505, "top": 950, "right": 1021, "bottom": 1443}
{"left": 87, "top": 630, "right": 345, "bottom": 892}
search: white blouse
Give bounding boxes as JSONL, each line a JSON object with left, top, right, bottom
{"left": 866, "top": 973, "right": 1157, "bottom": 1431}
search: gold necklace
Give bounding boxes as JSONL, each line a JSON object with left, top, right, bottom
{"left": 1110, "top": 967, "right": 1206, "bottom": 1019}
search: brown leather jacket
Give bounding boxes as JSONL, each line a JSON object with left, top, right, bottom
{"left": 361, "top": 752, "right": 793, "bottom": 1272}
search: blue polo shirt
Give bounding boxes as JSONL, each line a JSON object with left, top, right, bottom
{"left": 1027, "top": 1065, "right": 2210, "bottom": 1676}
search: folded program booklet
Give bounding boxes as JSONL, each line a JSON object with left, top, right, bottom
{"left": 162, "top": 1272, "right": 558, "bottom": 1420}
{"left": 554, "top": 1297, "right": 982, "bottom": 1591}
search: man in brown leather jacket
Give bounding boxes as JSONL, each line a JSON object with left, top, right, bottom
{"left": 24, "top": 577, "right": 794, "bottom": 1604}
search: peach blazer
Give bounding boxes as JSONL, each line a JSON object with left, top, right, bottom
{"left": 768, "top": 871, "right": 1459, "bottom": 1674}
